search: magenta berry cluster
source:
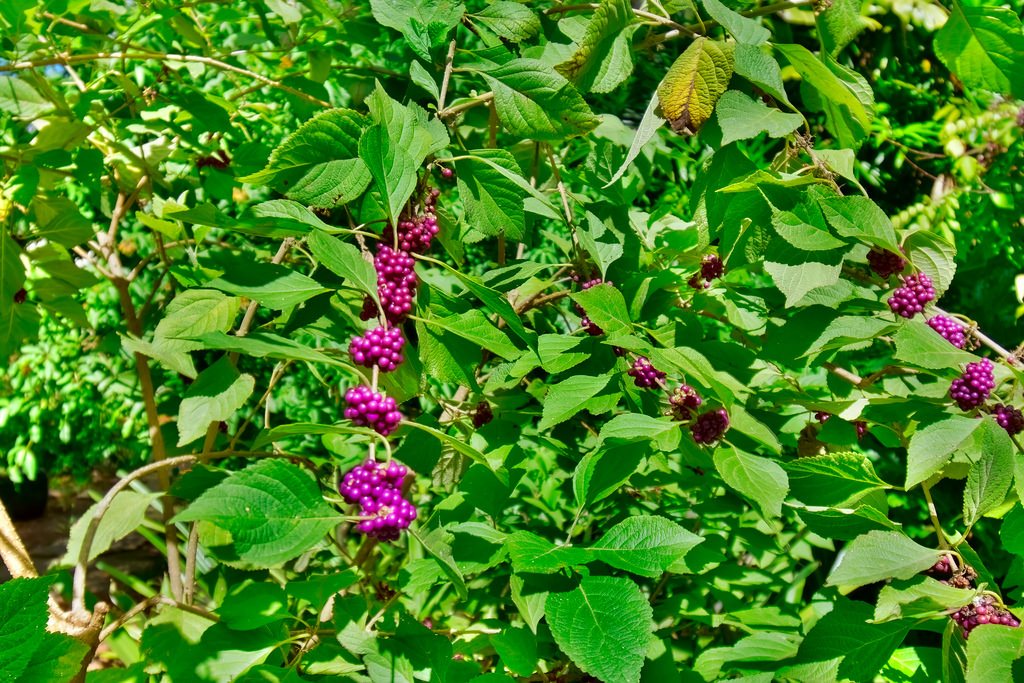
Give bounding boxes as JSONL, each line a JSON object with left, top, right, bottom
{"left": 887, "top": 273, "right": 935, "bottom": 318}
{"left": 949, "top": 358, "right": 995, "bottom": 411}
{"left": 344, "top": 385, "right": 403, "bottom": 436}
{"left": 668, "top": 384, "right": 702, "bottom": 421}
{"left": 691, "top": 409, "right": 729, "bottom": 445}
{"left": 952, "top": 596, "right": 1021, "bottom": 639}
{"left": 349, "top": 326, "right": 405, "bottom": 372}
{"left": 927, "top": 315, "right": 966, "bottom": 348}
{"left": 574, "top": 277, "right": 608, "bottom": 336}
{"left": 628, "top": 356, "right": 666, "bottom": 389}
{"left": 688, "top": 254, "right": 724, "bottom": 289}
{"left": 991, "top": 403, "right": 1024, "bottom": 435}
{"left": 368, "top": 245, "right": 418, "bottom": 325}
{"left": 383, "top": 188, "right": 440, "bottom": 253}
{"left": 339, "top": 459, "right": 417, "bottom": 541}
{"left": 867, "top": 247, "right": 907, "bottom": 279}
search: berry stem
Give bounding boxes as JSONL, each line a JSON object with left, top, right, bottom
{"left": 921, "top": 482, "right": 952, "bottom": 548}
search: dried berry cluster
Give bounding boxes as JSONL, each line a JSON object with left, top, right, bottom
{"left": 668, "top": 385, "right": 702, "bottom": 421}
{"left": 339, "top": 460, "right": 417, "bottom": 541}
{"left": 949, "top": 358, "right": 995, "bottom": 411}
{"left": 887, "top": 273, "right": 935, "bottom": 318}
{"left": 952, "top": 597, "right": 1021, "bottom": 640}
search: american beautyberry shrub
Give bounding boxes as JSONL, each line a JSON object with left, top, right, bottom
{"left": 927, "top": 315, "right": 967, "bottom": 348}
{"left": 991, "top": 403, "right": 1024, "bottom": 435}
{"left": 688, "top": 254, "right": 724, "bottom": 289}
{"left": 691, "top": 409, "right": 729, "bottom": 444}
{"left": 627, "top": 356, "right": 666, "bottom": 389}
{"left": 667, "top": 384, "right": 702, "bottom": 421}
{"left": 344, "top": 385, "right": 403, "bottom": 436}
{"left": 887, "top": 273, "right": 936, "bottom": 318}
{"left": 472, "top": 401, "right": 493, "bottom": 428}
{"left": 383, "top": 188, "right": 440, "bottom": 253}
{"left": 952, "top": 596, "right": 1021, "bottom": 639}
{"left": 339, "top": 459, "right": 417, "bottom": 541}
{"left": 867, "top": 247, "right": 907, "bottom": 278}
{"left": 949, "top": 358, "right": 995, "bottom": 411}
{"left": 349, "top": 326, "right": 405, "bottom": 372}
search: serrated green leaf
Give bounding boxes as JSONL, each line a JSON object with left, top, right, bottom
{"left": 359, "top": 124, "right": 417, "bottom": 225}
{"left": 155, "top": 289, "right": 239, "bottom": 350}
{"left": 904, "top": 230, "right": 957, "bottom": 298}
{"left": 505, "top": 531, "right": 592, "bottom": 573}
{"left": 893, "top": 321, "right": 976, "bottom": 371}
{"left": 547, "top": 576, "right": 652, "bottom": 683}
{"left": 734, "top": 43, "right": 795, "bottom": 109}
{"left": 480, "top": 59, "right": 599, "bottom": 140}
{"left": 827, "top": 530, "right": 942, "bottom": 588}
{"left": 589, "top": 515, "right": 703, "bottom": 577}
{"left": 568, "top": 283, "right": 632, "bottom": 338}
{"left": 307, "top": 229, "right": 379, "bottom": 305}
{"left": 764, "top": 240, "right": 843, "bottom": 307}
{"left": 658, "top": 37, "right": 733, "bottom": 135}
{"left": 177, "top": 356, "right": 255, "bottom": 445}
{"left": 716, "top": 90, "right": 803, "bottom": 145}
{"left": 32, "top": 196, "right": 94, "bottom": 248}
{"left": 906, "top": 413, "right": 982, "bottom": 489}
{"left": 597, "top": 413, "right": 681, "bottom": 452}
{"left": 454, "top": 150, "right": 528, "bottom": 241}
{"left": 713, "top": 447, "right": 788, "bottom": 518}
{"left": 702, "top": 0, "right": 769, "bottom": 45}
{"left": 0, "top": 577, "right": 51, "bottom": 682}
{"left": 206, "top": 261, "right": 329, "bottom": 311}
{"left": 963, "top": 418, "right": 1014, "bottom": 527}
{"left": 174, "top": 459, "right": 342, "bottom": 567}
{"left": 555, "top": 0, "right": 637, "bottom": 94}
{"left": 470, "top": 2, "right": 540, "bottom": 43}
{"left": 0, "top": 76, "right": 52, "bottom": 118}
{"left": 215, "top": 581, "right": 290, "bottom": 631}
{"left": 874, "top": 577, "right": 976, "bottom": 623}
{"left": 63, "top": 490, "right": 162, "bottom": 565}
{"left": 16, "top": 630, "right": 89, "bottom": 683}
{"left": 934, "top": 4, "right": 1024, "bottom": 98}
{"left": 538, "top": 374, "right": 612, "bottom": 430}
{"left": 964, "top": 623, "right": 1024, "bottom": 683}
{"left": 818, "top": 194, "right": 900, "bottom": 252}
{"left": 420, "top": 309, "right": 520, "bottom": 360}
{"left": 194, "top": 331, "right": 341, "bottom": 366}
{"left": 783, "top": 451, "right": 890, "bottom": 507}
{"left": 369, "top": 0, "right": 465, "bottom": 61}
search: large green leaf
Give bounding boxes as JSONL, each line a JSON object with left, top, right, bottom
{"left": 702, "top": 0, "right": 769, "bottom": 45}
{"left": 154, "top": 289, "right": 240, "bottom": 351}
{"left": 0, "top": 76, "right": 52, "bottom": 118}
{"left": 0, "top": 577, "right": 50, "bottom": 682}
{"left": 555, "top": 0, "right": 637, "bottom": 93}
{"left": 359, "top": 124, "right": 418, "bottom": 225}
{"left": 906, "top": 413, "right": 983, "bottom": 489}
{"left": 589, "top": 515, "right": 703, "bottom": 577}
{"left": 715, "top": 90, "right": 802, "bottom": 145}
{"left": 714, "top": 447, "right": 788, "bottom": 518}
{"left": 174, "top": 459, "right": 342, "bottom": 567}
{"left": 369, "top": 0, "right": 465, "bottom": 60}
{"left": 962, "top": 418, "right": 1014, "bottom": 527}
{"left": 206, "top": 261, "right": 329, "bottom": 311}
{"left": 454, "top": 150, "right": 528, "bottom": 241}
{"left": 783, "top": 451, "right": 890, "bottom": 507}
{"left": 964, "top": 623, "right": 1024, "bottom": 683}
{"left": 546, "top": 576, "right": 653, "bottom": 683}
{"left": 826, "top": 531, "right": 942, "bottom": 588}
{"left": 307, "top": 229, "right": 380, "bottom": 305}
{"left": 469, "top": 2, "right": 540, "bottom": 43}
{"left": 63, "top": 490, "right": 162, "bottom": 564}
{"left": 657, "top": 37, "right": 733, "bottom": 135}
{"left": 176, "top": 356, "right": 256, "bottom": 446}
{"left": 934, "top": 3, "right": 1024, "bottom": 98}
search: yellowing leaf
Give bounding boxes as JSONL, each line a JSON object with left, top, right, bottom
{"left": 657, "top": 37, "right": 734, "bottom": 135}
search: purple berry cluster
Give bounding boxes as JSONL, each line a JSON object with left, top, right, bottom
{"left": 339, "top": 460, "right": 417, "bottom": 541}
{"left": 344, "top": 385, "right": 403, "bottom": 436}
{"left": 952, "top": 596, "right": 1021, "bottom": 639}
{"left": 691, "top": 409, "right": 730, "bottom": 445}
{"left": 628, "top": 356, "right": 666, "bottom": 389}
{"left": 573, "top": 277, "right": 608, "bottom": 336}
{"left": 688, "top": 254, "right": 724, "bottom": 289}
{"left": 370, "top": 245, "right": 418, "bottom": 325}
{"left": 867, "top": 247, "right": 907, "bottom": 279}
{"left": 383, "top": 188, "right": 440, "bottom": 253}
{"left": 887, "top": 273, "right": 936, "bottom": 318}
{"left": 472, "top": 401, "right": 493, "bottom": 429}
{"left": 949, "top": 358, "right": 995, "bottom": 411}
{"left": 667, "top": 384, "right": 702, "bottom": 421}
{"left": 991, "top": 403, "right": 1024, "bottom": 435}
{"left": 927, "top": 315, "right": 966, "bottom": 349}
{"left": 349, "top": 326, "right": 405, "bottom": 372}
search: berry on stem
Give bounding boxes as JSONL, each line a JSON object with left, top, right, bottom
{"left": 691, "top": 409, "right": 729, "bottom": 444}
{"left": 374, "top": 245, "right": 418, "bottom": 324}
{"left": 339, "top": 459, "right": 417, "bottom": 541}
{"left": 927, "top": 315, "right": 967, "bottom": 349}
{"left": 952, "top": 596, "right": 1021, "bottom": 639}
{"left": 383, "top": 188, "right": 440, "bottom": 253}
{"left": 344, "top": 385, "right": 403, "bottom": 436}
{"left": 949, "top": 358, "right": 995, "bottom": 411}
{"left": 472, "top": 401, "right": 493, "bottom": 428}
{"left": 688, "top": 254, "right": 723, "bottom": 289}
{"left": 887, "top": 273, "right": 936, "bottom": 318}
{"left": 627, "top": 356, "right": 666, "bottom": 389}
{"left": 867, "top": 247, "right": 907, "bottom": 279}
{"left": 667, "top": 385, "right": 702, "bottom": 421}
{"left": 349, "top": 326, "right": 405, "bottom": 372}
{"left": 991, "top": 403, "right": 1024, "bottom": 436}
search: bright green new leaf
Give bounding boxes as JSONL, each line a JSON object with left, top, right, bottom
{"left": 307, "top": 229, "right": 380, "bottom": 305}
{"left": 657, "top": 37, "right": 733, "bottom": 135}
{"left": 547, "top": 577, "right": 653, "bottom": 683}
{"left": 874, "top": 577, "right": 976, "bottom": 623}
{"left": 963, "top": 418, "right": 1014, "bottom": 527}
{"left": 63, "top": 490, "right": 162, "bottom": 565}
{"left": 454, "top": 150, "right": 528, "bottom": 241}
{"left": 359, "top": 124, "right": 418, "bottom": 225}
{"left": 714, "top": 447, "right": 788, "bottom": 518}
{"left": 0, "top": 76, "right": 52, "bottom": 118}
{"left": 906, "top": 413, "right": 982, "bottom": 489}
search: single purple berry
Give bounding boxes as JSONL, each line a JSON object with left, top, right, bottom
{"left": 927, "top": 315, "right": 966, "bottom": 349}
{"left": 814, "top": 411, "right": 832, "bottom": 423}
{"left": 887, "top": 273, "right": 935, "bottom": 319}
{"left": 440, "top": 167, "right": 453, "bottom": 179}
{"left": 627, "top": 356, "right": 666, "bottom": 389}
{"left": 691, "top": 409, "right": 729, "bottom": 445}
{"left": 949, "top": 358, "right": 995, "bottom": 412}
{"left": 13, "top": 288, "right": 26, "bottom": 304}
{"left": 867, "top": 247, "right": 907, "bottom": 279}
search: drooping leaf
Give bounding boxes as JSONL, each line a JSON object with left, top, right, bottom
{"left": 657, "top": 37, "right": 734, "bottom": 135}
{"left": 934, "top": 3, "right": 1024, "bottom": 98}
{"left": 826, "top": 530, "right": 943, "bottom": 588}
{"left": 177, "top": 356, "right": 256, "bottom": 446}
{"left": 715, "top": 90, "right": 802, "bottom": 145}
{"left": 63, "top": 490, "right": 162, "bottom": 565}
{"left": 369, "top": 0, "right": 465, "bottom": 61}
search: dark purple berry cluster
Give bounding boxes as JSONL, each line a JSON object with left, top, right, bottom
{"left": 349, "top": 326, "right": 405, "bottom": 372}
{"left": 383, "top": 188, "right": 440, "bottom": 253}
{"left": 927, "top": 315, "right": 966, "bottom": 349}
{"left": 628, "top": 356, "right": 666, "bottom": 389}
{"left": 867, "top": 247, "right": 907, "bottom": 279}
{"left": 667, "top": 385, "right": 702, "bottom": 421}
{"left": 926, "top": 555, "right": 977, "bottom": 589}
{"left": 472, "top": 401, "right": 493, "bottom": 429}
{"left": 573, "top": 277, "right": 608, "bottom": 336}
{"left": 688, "top": 254, "right": 724, "bottom": 289}
{"left": 691, "top": 409, "right": 730, "bottom": 445}
{"left": 344, "top": 385, "right": 403, "bottom": 436}
{"left": 949, "top": 358, "right": 995, "bottom": 411}
{"left": 339, "top": 459, "right": 417, "bottom": 541}
{"left": 887, "top": 273, "right": 936, "bottom": 318}
{"left": 952, "top": 596, "right": 1021, "bottom": 639}
{"left": 991, "top": 403, "right": 1024, "bottom": 435}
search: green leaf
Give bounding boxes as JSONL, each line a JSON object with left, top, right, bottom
{"left": 454, "top": 150, "right": 528, "bottom": 241}
{"left": 904, "top": 229, "right": 957, "bottom": 298}
{"left": 420, "top": 310, "right": 521, "bottom": 360}
{"left": 63, "top": 491, "right": 162, "bottom": 565}
{"left": 33, "top": 196, "right": 94, "bottom": 248}
{"left": 658, "top": 37, "right": 733, "bottom": 135}
{"left": 734, "top": 43, "right": 795, "bottom": 109}
{"left": 17, "top": 630, "right": 89, "bottom": 683}
{"left": 589, "top": 515, "right": 703, "bottom": 577}
{"left": 597, "top": 412, "right": 681, "bottom": 452}
{"left": 238, "top": 109, "right": 372, "bottom": 208}
{"left": 195, "top": 331, "right": 341, "bottom": 367}
{"left": 176, "top": 357, "right": 255, "bottom": 446}
{"left": 538, "top": 374, "right": 612, "bottom": 430}
{"left": 1001, "top": 504, "right": 1024, "bottom": 557}
{"left": 369, "top": 0, "right": 465, "bottom": 61}
{"left": 546, "top": 576, "right": 653, "bottom": 683}
{"left": 249, "top": 199, "right": 345, "bottom": 234}
{"left": 713, "top": 447, "right": 788, "bottom": 518}
{"left": 0, "top": 577, "right": 51, "bottom": 682}
{"left": 702, "top": 0, "right": 769, "bottom": 45}
{"left": 480, "top": 58, "right": 600, "bottom": 141}
{"left": 771, "top": 206, "right": 847, "bottom": 251}
{"left": 0, "top": 232, "right": 25, "bottom": 296}
{"left": 816, "top": 0, "right": 870, "bottom": 56}
{"left": 963, "top": 418, "right": 1014, "bottom": 527}
{"left": 366, "top": 84, "right": 448, "bottom": 167}
{"left": 0, "top": 76, "right": 52, "bottom": 118}
{"left": 505, "top": 531, "right": 593, "bottom": 573}
{"left": 414, "top": 316, "right": 478, "bottom": 386}
{"left": 307, "top": 229, "right": 380, "bottom": 305}
{"left": 206, "top": 262, "right": 330, "bottom": 311}
{"left": 604, "top": 90, "right": 665, "bottom": 187}
{"left": 934, "top": 4, "right": 1024, "bottom": 98}
{"left": 827, "top": 530, "right": 943, "bottom": 588}
{"left": 573, "top": 444, "right": 644, "bottom": 506}
{"left": 818, "top": 194, "right": 901, "bottom": 252}
{"left": 578, "top": 211, "right": 624, "bottom": 277}
{"left": 964, "top": 621, "right": 1024, "bottom": 683}
{"left": 122, "top": 334, "right": 197, "bottom": 379}
{"left": 715, "top": 90, "right": 803, "bottom": 145}
{"left": 174, "top": 459, "right": 342, "bottom": 568}
{"left": 555, "top": 0, "right": 637, "bottom": 94}
{"left": 764, "top": 240, "right": 843, "bottom": 307}
{"left": 794, "top": 500, "right": 899, "bottom": 541}
{"left": 906, "top": 413, "right": 983, "bottom": 489}
{"left": 894, "top": 321, "right": 977, "bottom": 371}
{"left": 359, "top": 124, "right": 418, "bottom": 225}
{"left": 155, "top": 289, "right": 240, "bottom": 348}
{"left": 783, "top": 451, "right": 890, "bottom": 507}
{"left": 510, "top": 575, "right": 546, "bottom": 634}
{"left": 490, "top": 627, "right": 538, "bottom": 677}
{"left": 216, "top": 581, "right": 290, "bottom": 631}
{"left": 568, "top": 283, "right": 632, "bottom": 338}
{"left": 470, "top": 2, "right": 540, "bottom": 43}
{"left": 874, "top": 577, "right": 976, "bottom": 623}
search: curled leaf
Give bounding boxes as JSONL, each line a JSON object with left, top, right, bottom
{"left": 657, "top": 37, "right": 734, "bottom": 135}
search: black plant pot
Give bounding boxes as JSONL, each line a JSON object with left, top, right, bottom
{"left": 0, "top": 473, "right": 49, "bottom": 521}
